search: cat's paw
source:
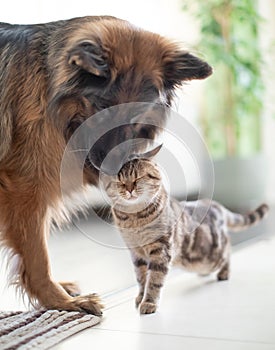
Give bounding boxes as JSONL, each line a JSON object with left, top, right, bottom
{"left": 135, "top": 294, "right": 144, "bottom": 308}
{"left": 139, "top": 301, "right": 157, "bottom": 315}
{"left": 217, "top": 264, "right": 230, "bottom": 281}
{"left": 217, "top": 273, "right": 229, "bottom": 281}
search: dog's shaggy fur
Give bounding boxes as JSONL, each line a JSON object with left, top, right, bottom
{"left": 0, "top": 16, "right": 212, "bottom": 314}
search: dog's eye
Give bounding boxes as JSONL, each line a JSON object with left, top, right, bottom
{"left": 92, "top": 98, "right": 110, "bottom": 111}
{"left": 96, "top": 103, "right": 108, "bottom": 111}
{"left": 67, "top": 116, "right": 84, "bottom": 133}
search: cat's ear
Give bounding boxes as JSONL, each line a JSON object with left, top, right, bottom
{"left": 131, "top": 144, "right": 163, "bottom": 160}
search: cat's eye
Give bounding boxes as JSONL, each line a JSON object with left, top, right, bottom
{"left": 147, "top": 174, "right": 161, "bottom": 180}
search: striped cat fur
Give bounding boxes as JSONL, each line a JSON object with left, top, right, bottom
{"left": 103, "top": 146, "right": 269, "bottom": 314}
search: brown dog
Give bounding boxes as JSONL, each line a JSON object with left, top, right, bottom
{"left": 0, "top": 16, "right": 212, "bottom": 314}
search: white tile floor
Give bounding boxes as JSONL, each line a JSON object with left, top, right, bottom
{"left": 0, "top": 210, "right": 274, "bottom": 350}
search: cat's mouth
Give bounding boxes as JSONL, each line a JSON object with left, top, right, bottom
{"left": 125, "top": 195, "right": 139, "bottom": 201}
{"left": 128, "top": 196, "right": 139, "bottom": 201}
{"left": 123, "top": 193, "right": 140, "bottom": 202}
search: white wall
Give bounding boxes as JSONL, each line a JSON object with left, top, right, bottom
{"left": 1, "top": 0, "right": 195, "bottom": 40}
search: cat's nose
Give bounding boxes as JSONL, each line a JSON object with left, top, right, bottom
{"left": 125, "top": 182, "right": 134, "bottom": 193}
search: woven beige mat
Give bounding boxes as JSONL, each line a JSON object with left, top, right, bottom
{"left": 0, "top": 309, "right": 101, "bottom": 349}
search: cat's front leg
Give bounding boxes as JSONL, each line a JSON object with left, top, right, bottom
{"left": 131, "top": 254, "right": 148, "bottom": 308}
{"left": 140, "top": 246, "right": 171, "bottom": 314}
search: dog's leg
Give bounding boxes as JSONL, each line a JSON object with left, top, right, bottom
{"left": 1, "top": 195, "right": 103, "bottom": 315}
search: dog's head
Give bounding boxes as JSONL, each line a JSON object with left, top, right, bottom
{"left": 48, "top": 16, "right": 212, "bottom": 177}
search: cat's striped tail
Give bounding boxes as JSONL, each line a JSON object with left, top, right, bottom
{"left": 225, "top": 204, "right": 269, "bottom": 232}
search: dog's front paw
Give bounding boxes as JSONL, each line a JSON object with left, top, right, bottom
{"left": 70, "top": 294, "right": 104, "bottom": 316}
{"left": 139, "top": 301, "right": 157, "bottom": 315}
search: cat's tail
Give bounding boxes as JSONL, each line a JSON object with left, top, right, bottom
{"left": 225, "top": 203, "right": 269, "bottom": 232}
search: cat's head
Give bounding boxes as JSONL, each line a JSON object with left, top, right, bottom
{"left": 102, "top": 144, "right": 163, "bottom": 207}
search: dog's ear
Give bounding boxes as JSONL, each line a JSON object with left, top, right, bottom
{"left": 68, "top": 41, "right": 109, "bottom": 78}
{"left": 164, "top": 51, "right": 212, "bottom": 88}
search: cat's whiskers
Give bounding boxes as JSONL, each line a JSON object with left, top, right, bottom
{"left": 96, "top": 203, "right": 112, "bottom": 221}
{"left": 111, "top": 196, "right": 122, "bottom": 209}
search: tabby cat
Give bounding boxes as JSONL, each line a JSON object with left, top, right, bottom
{"left": 102, "top": 145, "right": 269, "bottom": 314}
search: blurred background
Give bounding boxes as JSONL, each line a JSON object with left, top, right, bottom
{"left": 1, "top": 0, "right": 274, "bottom": 210}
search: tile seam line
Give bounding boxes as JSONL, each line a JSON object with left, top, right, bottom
{"left": 90, "top": 327, "right": 274, "bottom": 346}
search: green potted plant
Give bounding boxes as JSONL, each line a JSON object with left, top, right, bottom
{"left": 182, "top": 0, "right": 266, "bottom": 210}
